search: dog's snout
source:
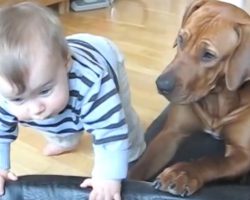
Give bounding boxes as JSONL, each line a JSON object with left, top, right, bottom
{"left": 156, "top": 73, "right": 176, "bottom": 94}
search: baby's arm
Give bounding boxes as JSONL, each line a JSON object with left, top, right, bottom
{"left": 80, "top": 72, "right": 129, "bottom": 199}
{"left": 0, "top": 107, "right": 19, "bottom": 195}
{"left": 70, "top": 35, "right": 130, "bottom": 199}
{"left": 80, "top": 140, "right": 128, "bottom": 199}
{"left": 0, "top": 143, "right": 18, "bottom": 195}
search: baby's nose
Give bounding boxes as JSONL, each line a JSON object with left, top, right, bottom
{"left": 30, "top": 101, "right": 45, "bottom": 116}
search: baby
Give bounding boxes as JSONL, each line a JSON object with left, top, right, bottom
{"left": 0, "top": 2, "right": 146, "bottom": 200}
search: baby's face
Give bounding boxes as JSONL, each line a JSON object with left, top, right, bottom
{"left": 0, "top": 56, "right": 70, "bottom": 121}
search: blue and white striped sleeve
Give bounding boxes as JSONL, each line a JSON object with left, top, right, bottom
{"left": 80, "top": 70, "right": 129, "bottom": 180}
{"left": 0, "top": 107, "right": 18, "bottom": 170}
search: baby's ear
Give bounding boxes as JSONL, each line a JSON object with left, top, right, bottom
{"left": 65, "top": 53, "right": 72, "bottom": 69}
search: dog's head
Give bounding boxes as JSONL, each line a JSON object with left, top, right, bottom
{"left": 156, "top": 0, "right": 250, "bottom": 103}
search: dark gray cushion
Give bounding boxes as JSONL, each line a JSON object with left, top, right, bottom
{"left": 2, "top": 175, "right": 250, "bottom": 200}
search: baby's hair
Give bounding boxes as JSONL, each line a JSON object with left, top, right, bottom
{"left": 0, "top": 2, "right": 69, "bottom": 94}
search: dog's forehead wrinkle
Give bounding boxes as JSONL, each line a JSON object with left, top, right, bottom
{"left": 194, "top": 5, "right": 249, "bottom": 27}
{"left": 180, "top": 33, "right": 209, "bottom": 57}
{"left": 184, "top": 21, "right": 236, "bottom": 57}
{"left": 200, "top": 3, "right": 242, "bottom": 19}
{"left": 206, "top": 2, "right": 250, "bottom": 23}
{"left": 187, "top": 6, "right": 234, "bottom": 30}
{"left": 184, "top": 21, "right": 217, "bottom": 45}
{"left": 199, "top": 40, "right": 218, "bottom": 54}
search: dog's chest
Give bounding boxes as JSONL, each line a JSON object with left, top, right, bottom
{"left": 202, "top": 91, "right": 238, "bottom": 117}
{"left": 194, "top": 88, "right": 240, "bottom": 138}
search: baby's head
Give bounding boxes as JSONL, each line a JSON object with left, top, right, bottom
{"left": 0, "top": 2, "right": 71, "bottom": 120}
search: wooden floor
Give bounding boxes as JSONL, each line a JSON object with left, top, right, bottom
{"left": 11, "top": 0, "right": 250, "bottom": 177}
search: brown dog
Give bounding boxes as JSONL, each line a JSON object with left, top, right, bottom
{"left": 129, "top": 0, "right": 250, "bottom": 196}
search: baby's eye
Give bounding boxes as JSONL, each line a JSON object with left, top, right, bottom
{"left": 10, "top": 97, "right": 25, "bottom": 104}
{"left": 40, "top": 88, "right": 52, "bottom": 96}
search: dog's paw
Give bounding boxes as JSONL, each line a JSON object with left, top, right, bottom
{"left": 153, "top": 162, "right": 203, "bottom": 196}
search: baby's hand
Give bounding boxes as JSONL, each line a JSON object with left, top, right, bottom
{"left": 0, "top": 170, "right": 18, "bottom": 196}
{"left": 80, "top": 178, "right": 121, "bottom": 200}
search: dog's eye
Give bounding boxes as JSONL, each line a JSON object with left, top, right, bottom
{"left": 201, "top": 51, "right": 216, "bottom": 62}
{"left": 177, "top": 35, "right": 184, "bottom": 48}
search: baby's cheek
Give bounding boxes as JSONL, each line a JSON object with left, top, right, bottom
{"left": 50, "top": 90, "right": 69, "bottom": 112}
{"left": 8, "top": 105, "right": 28, "bottom": 120}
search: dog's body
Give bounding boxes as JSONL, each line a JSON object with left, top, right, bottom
{"left": 129, "top": 0, "right": 250, "bottom": 196}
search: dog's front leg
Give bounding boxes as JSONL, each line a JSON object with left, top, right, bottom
{"left": 128, "top": 104, "right": 202, "bottom": 180}
{"left": 154, "top": 122, "right": 250, "bottom": 196}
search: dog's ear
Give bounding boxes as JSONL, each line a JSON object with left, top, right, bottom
{"left": 225, "top": 25, "right": 250, "bottom": 91}
{"left": 181, "top": 0, "right": 209, "bottom": 27}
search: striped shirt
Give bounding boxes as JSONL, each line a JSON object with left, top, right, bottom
{"left": 0, "top": 34, "right": 130, "bottom": 179}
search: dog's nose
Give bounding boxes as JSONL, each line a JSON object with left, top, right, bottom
{"left": 156, "top": 73, "right": 176, "bottom": 94}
